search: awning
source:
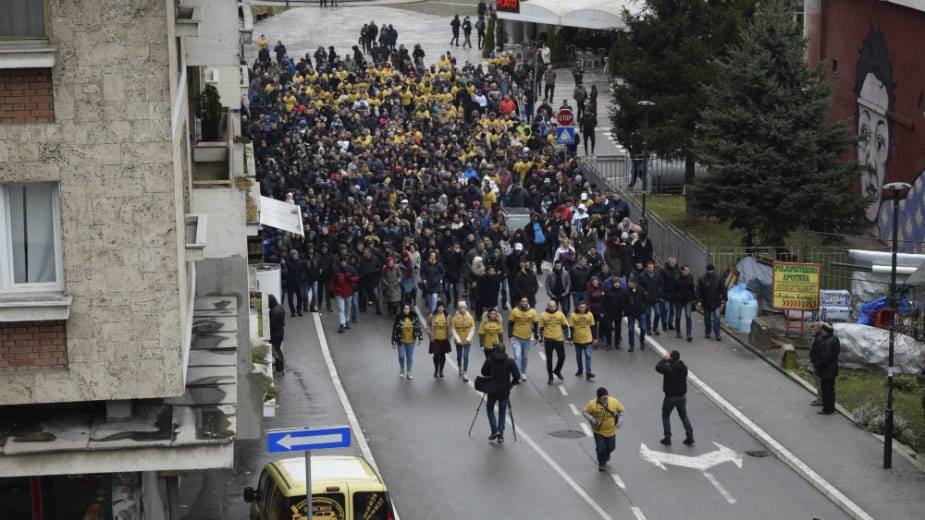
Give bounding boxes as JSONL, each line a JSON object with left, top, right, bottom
{"left": 497, "top": 0, "right": 638, "bottom": 31}
{"left": 259, "top": 196, "right": 304, "bottom": 236}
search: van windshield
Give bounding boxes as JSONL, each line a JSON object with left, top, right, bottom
{"left": 353, "top": 491, "right": 393, "bottom": 520}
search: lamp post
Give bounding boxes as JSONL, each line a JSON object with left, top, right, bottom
{"left": 882, "top": 181, "right": 911, "bottom": 469}
{"left": 637, "top": 100, "right": 655, "bottom": 230}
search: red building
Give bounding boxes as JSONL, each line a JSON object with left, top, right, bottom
{"left": 806, "top": 0, "right": 925, "bottom": 251}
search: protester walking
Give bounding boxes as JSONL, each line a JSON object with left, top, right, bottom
{"left": 539, "top": 300, "right": 569, "bottom": 384}
{"left": 462, "top": 16, "right": 473, "bottom": 49}
{"left": 392, "top": 304, "right": 423, "bottom": 380}
{"left": 451, "top": 301, "right": 476, "bottom": 381}
{"left": 621, "top": 276, "right": 648, "bottom": 352}
{"left": 673, "top": 265, "right": 697, "bottom": 342}
{"left": 331, "top": 257, "right": 360, "bottom": 333}
{"left": 480, "top": 343, "right": 521, "bottom": 443}
{"left": 450, "top": 14, "right": 461, "bottom": 46}
{"left": 582, "top": 387, "right": 625, "bottom": 471}
{"left": 568, "top": 300, "right": 596, "bottom": 380}
{"left": 381, "top": 256, "right": 403, "bottom": 319}
{"left": 601, "top": 277, "right": 624, "bottom": 350}
{"left": 268, "top": 294, "right": 286, "bottom": 374}
{"left": 475, "top": 15, "right": 486, "bottom": 49}
{"left": 656, "top": 350, "right": 694, "bottom": 446}
{"left": 696, "top": 263, "right": 726, "bottom": 341}
{"left": 283, "top": 250, "right": 305, "bottom": 318}
{"left": 478, "top": 307, "right": 504, "bottom": 358}
{"left": 546, "top": 259, "right": 572, "bottom": 315}
{"left": 428, "top": 301, "right": 453, "bottom": 378}
{"left": 508, "top": 297, "right": 538, "bottom": 381}
{"left": 811, "top": 322, "right": 841, "bottom": 415}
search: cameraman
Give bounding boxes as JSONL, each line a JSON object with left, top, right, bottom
{"left": 480, "top": 343, "right": 520, "bottom": 443}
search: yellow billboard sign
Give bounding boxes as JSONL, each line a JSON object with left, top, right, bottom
{"left": 772, "top": 262, "right": 821, "bottom": 310}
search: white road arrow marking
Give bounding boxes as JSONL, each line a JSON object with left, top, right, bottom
{"left": 639, "top": 442, "right": 743, "bottom": 471}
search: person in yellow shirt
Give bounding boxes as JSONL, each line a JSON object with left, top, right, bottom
{"left": 582, "top": 387, "right": 625, "bottom": 471}
{"left": 538, "top": 299, "right": 570, "bottom": 385}
{"left": 257, "top": 34, "right": 267, "bottom": 52}
{"left": 480, "top": 184, "right": 496, "bottom": 209}
{"left": 507, "top": 297, "right": 537, "bottom": 381}
{"left": 451, "top": 301, "right": 475, "bottom": 381}
{"left": 428, "top": 301, "right": 452, "bottom": 378}
{"left": 478, "top": 307, "right": 504, "bottom": 358}
{"left": 568, "top": 300, "right": 596, "bottom": 380}
{"left": 391, "top": 303, "right": 423, "bottom": 380}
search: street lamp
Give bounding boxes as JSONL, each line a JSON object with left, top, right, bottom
{"left": 637, "top": 100, "right": 655, "bottom": 230}
{"left": 882, "top": 181, "right": 911, "bottom": 469}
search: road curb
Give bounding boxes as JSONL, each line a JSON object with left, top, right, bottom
{"left": 645, "top": 332, "right": 876, "bottom": 520}
{"left": 719, "top": 321, "right": 925, "bottom": 473}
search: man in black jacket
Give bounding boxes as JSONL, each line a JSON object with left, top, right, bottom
{"left": 620, "top": 276, "right": 647, "bottom": 352}
{"left": 811, "top": 323, "right": 841, "bottom": 415}
{"left": 637, "top": 261, "right": 663, "bottom": 336}
{"left": 283, "top": 250, "right": 305, "bottom": 317}
{"left": 358, "top": 247, "right": 382, "bottom": 315}
{"left": 481, "top": 343, "right": 521, "bottom": 443}
{"left": 673, "top": 265, "right": 697, "bottom": 341}
{"left": 661, "top": 257, "right": 680, "bottom": 331}
{"left": 656, "top": 350, "right": 694, "bottom": 446}
{"left": 697, "top": 264, "right": 726, "bottom": 341}
{"left": 269, "top": 294, "right": 286, "bottom": 374}
{"left": 601, "top": 282, "right": 624, "bottom": 350}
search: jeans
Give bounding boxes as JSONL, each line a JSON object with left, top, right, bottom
{"left": 444, "top": 280, "right": 460, "bottom": 307}
{"left": 351, "top": 293, "right": 359, "bottom": 320}
{"left": 627, "top": 313, "right": 648, "bottom": 351}
{"left": 647, "top": 301, "right": 668, "bottom": 331}
{"left": 572, "top": 291, "right": 587, "bottom": 311}
{"left": 299, "top": 281, "right": 310, "bottom": 311}
{"left": 594, "top": 433, "right": 616, "bottom": 465}
{"left": 666, "top": 298, "right": 676, "bottom": 327}
{"left": 335, "top": 295, "right": 350, "bottom": 326}
{"left": 456, "top": 342, "right": 471, "bottom": 372}
{"left": 397, "top": 342, "right": 415, "bottom": 373}
{"left": 704, "top": 306, "right": 722, "bottom": 338}
{"left": 661, "top": 394, "right": 693, "bottom": 438}
{"left": 674, "top": 302, "right": 693, "bottom": 337}
{"left": 544, "top": 339, "right": 565, "bottom": 378}
{"left": 307, "top": 281, "right": 319, "bottom": 310}
{"left": 487, "top": 395, "right": 508, "bottom": 435}
{"left": 512, "top": 338, "right": 531, "bottom": 376}
{"left": 574, "top": 342, "right": 592, "bottom": 374}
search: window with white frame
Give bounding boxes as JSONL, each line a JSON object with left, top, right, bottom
{"left": 0, "top": 182, "right": 63, "bottom": 291}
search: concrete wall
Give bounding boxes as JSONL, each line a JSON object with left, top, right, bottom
{"left": 183, "top": 0, "right": 241, "bottom": 67}
{"left": 0, "top": 0, "right": 187, "bottom": 404}
{"left": 192, "top": 186, "right": 249, "bottom": 259}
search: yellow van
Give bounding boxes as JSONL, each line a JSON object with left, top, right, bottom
{"left": 243, "top": 455, "right": 395, "bottom": 520}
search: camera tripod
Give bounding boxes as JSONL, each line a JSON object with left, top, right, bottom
{"left": 467, "top": 393, "right": 517, "bottom": 442}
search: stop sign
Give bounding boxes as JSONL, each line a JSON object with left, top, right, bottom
{"left": 556, "top": 109, "right": 574, "bottom": 126}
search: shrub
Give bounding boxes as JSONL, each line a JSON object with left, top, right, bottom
{"left": 892, "top": 375, "right": 920, "bottom": 393}
{"left": 853, "top": 401, "right": 918, "bottom": 449}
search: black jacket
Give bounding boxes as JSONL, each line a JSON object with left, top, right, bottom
{"left": 674, "top": 273, "right": 696, "bottom": 304}
{"left": 697, "top": 272, "right": 726, "bottom": 310}
{"left": 603, "top": 286, "right": 624, "bottom": 317}
{"left": 637, "top": 270, "right": 663, "bottom": 304}
{"left": 619, "top": 286, "right": 647, "bottom": 317}
{"left": 480, "top": 349, "right": 520, "bottom": 399}
{"left": 656, "top": 358, "right": 688, "bottom": 396}
{"left": 811, "top": 333, "right": 841, "bottom": 379}
{"left": 268, "top": 294, "right": 285, "bottom": 343}
{"left": 512, "top": 268, "right": 539, "bottom": 304}
{"left": 661, "top": 263, "right": 681, "bottom": 302}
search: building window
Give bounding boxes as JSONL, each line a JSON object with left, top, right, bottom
{"left": 0, "top": 182, "right": 62, "bottom": 290}
{"left": 0, "top": 0, "right": 47, "bottom": 38}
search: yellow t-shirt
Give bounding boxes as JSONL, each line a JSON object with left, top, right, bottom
{"left": 451, "top": 313, "right": 475, "bottom": 344}
{"left": 584, "top": 397, "right": 625, "bottom": 437}
{"left": 538, "top": 311, "right": 568, "bottom": 341}
{"left": 569, "top": 312, "right": 595, "bottom": 344}
{"left": 481, "top": 190, "right": 497, "bottom": 209}
{"left": 432, "top": 314, "right": 449, "bottom": 341}
{"left": 508, "top": 308, "right": 538, "bottom": 340}
{"left": 400, "top": 317, "right": 416, "bottom": 344}
{"left": 479, "top": 319, "right": 503, "bottom": 350}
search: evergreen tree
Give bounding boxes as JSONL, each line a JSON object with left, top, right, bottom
{"left": 483, "top": 15, "right": 495, "bottom": 58}
{"left": 691, "top": 0, "right": 867, "bottom": 247}
{"left": 610, "top": 0, "right": 755, "bottom": 224}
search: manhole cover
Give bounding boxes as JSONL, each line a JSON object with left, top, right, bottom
{"left": 746, "top": 450, "right": 770, "bottom": 457}
{"left": 549, "top": 430, "right": 586, "bottom": 439}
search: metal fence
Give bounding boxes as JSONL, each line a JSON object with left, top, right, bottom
{"left": 580, "top": 154, "right": 707, "bottom": 195}
{"left": 579, "top": 157, "right": 709, "bottom": 275}
{"left": 707, "top": 246, "right": 852, "bottom": 291}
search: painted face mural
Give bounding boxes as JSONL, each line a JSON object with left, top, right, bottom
{"left": 854, "top": 30, "right": 895, "bottom": 225}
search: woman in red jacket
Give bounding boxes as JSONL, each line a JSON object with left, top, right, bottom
{"left": 331, "top": 256, "right": 360, "bottom": 333}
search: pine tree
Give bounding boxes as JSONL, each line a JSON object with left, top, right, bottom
{"left": 610, "top": 0, "right": 755, "bottom": 225}
{"left": 691, "top": 0, "right": 867, "bottom": 247}
{"left": 483, "top": 15, "right": 495, "bottom": 59}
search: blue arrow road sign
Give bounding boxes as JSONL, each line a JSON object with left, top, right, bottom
{"left": 556, "top": 127, "right": 576, "bottom": 145}
{"left": 268, "top": 426, "right": 351, "bottom": 453}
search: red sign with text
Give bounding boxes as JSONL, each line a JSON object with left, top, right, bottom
{"left": 557, "top": 109, "right": 574, "bottom": 127}
{"left": 495, "top": 0, "right": 520, "bottom": 14}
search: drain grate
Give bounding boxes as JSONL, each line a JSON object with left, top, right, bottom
{"left": 549, "top": 429, "right": 587, "bottom": 439}
{"left": 746, "top": 450, "right": 770, "bottom": 457}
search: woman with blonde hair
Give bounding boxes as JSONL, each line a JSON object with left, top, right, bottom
{"left": 428, "top": 301, "right": 452, "bottom": 378}
{"left": 451, "top": 301, "right": 475, "bottom": 381}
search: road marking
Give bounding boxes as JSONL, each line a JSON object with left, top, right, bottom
{"left": 558, "top": 386, "right": 568, "bottom": 396}
{"left": 703, "top": 472, "right": 737, "bottom": 504}
{"left": 631, "top": 506, "right": 647, "bottom": 520}
{"left": 580, "top": 422, "right": 593, "bottom": 437}
{"left": 610, "top": 473, "right": 626, "bottom": 489}
{"left": 569, "top": 403, "right": 580, "bottom": 415}
{"left": 313, "top": 314, "right": 399, "bottom": 519}
{"left": 639, "top": 441, "right": 742, "bottom": 471}
{"left": 644, "top": 335, "right": 875, "bottom": 520}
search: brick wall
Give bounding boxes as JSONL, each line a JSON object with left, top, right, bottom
{"left": 0, "top": 68, "right": 55, "bottom": 124}
{"left": 0, "top": 321, "right": 67, "bottom": 372}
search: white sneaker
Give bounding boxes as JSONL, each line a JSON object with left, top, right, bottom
{"left": 406, "top": 373, "right": 414, "bottom": 380}
{"left": 459, "top": 368, "right": 464, "bottom": 377}
{"left": 399, "top": 369, "right": 405, "bottom": 378}
{"left": 462, "top": 372, "right": 469, "bottom": 382}
{"left": 521, "top": 375, "right": 527, "bottom": 382}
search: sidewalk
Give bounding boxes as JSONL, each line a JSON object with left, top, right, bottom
{"left": 646, "top": 321, "right": 924, "bottom": 520}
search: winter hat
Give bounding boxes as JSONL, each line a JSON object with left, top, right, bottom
{"left": 596, "top": 387, "right": 608, "bottom": 398}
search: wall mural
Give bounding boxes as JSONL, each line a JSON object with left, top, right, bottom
{"left": 856, "top": 29, "right": 924, "bottom": 253}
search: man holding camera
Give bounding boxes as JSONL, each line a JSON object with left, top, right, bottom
{"left": 582, "top": 387, "right": 625, "bottom": 471}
